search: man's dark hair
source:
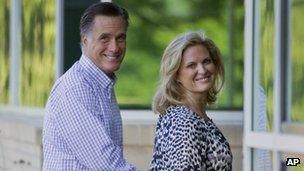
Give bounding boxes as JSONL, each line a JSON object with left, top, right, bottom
{"left": 79, "top": 2, "right": 129, "bottom": 37}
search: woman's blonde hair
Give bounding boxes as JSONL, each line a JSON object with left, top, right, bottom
{"left": 152, "top": 31, "right": 224, "bottom": 114}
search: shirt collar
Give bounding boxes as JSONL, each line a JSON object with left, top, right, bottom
{"left": 79, "top": 54, "right": 116, "bottom": 89}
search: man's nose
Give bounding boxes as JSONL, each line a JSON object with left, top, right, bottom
{"left": 108, "top": 40, "right": 119, "bottom": 53}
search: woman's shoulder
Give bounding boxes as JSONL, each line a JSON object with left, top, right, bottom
{"left": 158, "top": 105, "right": 200, "bottom": 125}
{"left": 155, "top": 105, "right": 207, "bottom": 142}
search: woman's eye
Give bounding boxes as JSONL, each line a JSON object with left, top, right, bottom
{"left": 187, "top": 63, "right": 196, "bottom": 68}
{"left": 203, "top": 58, "right": 212, "bottom": 64}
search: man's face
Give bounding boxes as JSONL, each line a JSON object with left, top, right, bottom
{"left": 82, "top": 15, "right": 127, "bottom": 76}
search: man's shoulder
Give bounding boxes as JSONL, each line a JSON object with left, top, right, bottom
{"left": 46, "top": 67, "right": 99, "bottom": 114}
{"left": 50, "top": 64, "right": 95, "bottom": 98}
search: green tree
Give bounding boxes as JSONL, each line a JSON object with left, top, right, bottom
{"left": 114, "top": 0, "right": 244, "bottom": 109}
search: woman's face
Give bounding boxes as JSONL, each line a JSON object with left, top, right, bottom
{"left": 177, "top": 44, "right": 216, "bottom": 99}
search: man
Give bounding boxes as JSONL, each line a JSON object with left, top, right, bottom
{"left": 43, "top": 2, "right": 137, "bottom": 170}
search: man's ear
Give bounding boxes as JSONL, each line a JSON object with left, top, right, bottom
{"left": 81, "top": 35, "right": 87, "bottom": 46}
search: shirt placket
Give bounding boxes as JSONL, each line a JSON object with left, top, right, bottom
{"left": 105, "top": 85, "right": 114, "bottom": 138}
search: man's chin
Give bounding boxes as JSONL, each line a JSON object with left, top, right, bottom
{"left": 105, "top": 66, "right": 121, "bottom": 75}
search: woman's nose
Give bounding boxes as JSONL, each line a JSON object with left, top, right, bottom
{"left": 197, "top": 64, "right": 206, "bottom": 73}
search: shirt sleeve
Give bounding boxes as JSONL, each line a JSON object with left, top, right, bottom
{"left": 55, "top": 85, "right": 137, "bottom": 171}
{"left": 163, "top": 114, "right": 206, "bottom": 170}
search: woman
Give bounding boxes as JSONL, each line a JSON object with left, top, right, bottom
{"left": 150, "top": 31, "right": 232, "bottom": 170}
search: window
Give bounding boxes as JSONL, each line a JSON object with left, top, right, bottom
{"left": 244, "top": 0, "right": 304, "bottom": 170}
{"left": 255, "top": 0, "right": 275, "bottom": 132}
{"left": 290, "top": 0, "right": 304, "bottom": 123}
{"left": 20, "top": 0, "right": 55, "bottom": 106}
{"left": 282, "top": 0, "right": 304, "bottom": 135}
{"left": 0, "top": 0, "right": 10, "bottom": 104}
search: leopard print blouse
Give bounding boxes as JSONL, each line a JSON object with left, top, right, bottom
{"left": 149, "top": 105, "right": 233, "bottom": 171}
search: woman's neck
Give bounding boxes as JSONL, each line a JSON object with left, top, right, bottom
{"left": 190, "top": 104, "right": 207, "bottom": 118}
{"left": 182, "top": 90, "right": 208, "bottom": 118}
{"left": 183, "top": 99, "right": 207, "bottom": 118}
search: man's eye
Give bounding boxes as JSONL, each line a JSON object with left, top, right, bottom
{"left": 117, "top": 36, "right": 126, "bottom": 42}
{"left": 99, "top": 36, "right": 110, "bottom": 42}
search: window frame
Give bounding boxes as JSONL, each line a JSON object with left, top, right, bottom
{"left": 244, "top": 0, "right": 304, "bottom": 170}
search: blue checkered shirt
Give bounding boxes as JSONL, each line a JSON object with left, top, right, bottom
{"left": 43, "top": 55, "right": 137, "bottom": 170}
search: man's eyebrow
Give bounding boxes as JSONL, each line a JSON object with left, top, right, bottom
{"left": 99, "top": 34, "right": 113, "bottom": 41}
{"left": 98, "top": 33, "right": 111, "bottom": 38}
{"left": 117, "top": 33, "right": 126, "bottom": 37}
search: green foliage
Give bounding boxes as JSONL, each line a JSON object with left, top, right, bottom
{"left": 20, "top": 0, "right": 55, "bottom": 106}
{"left": 291, "top": 0, "right": 304, "bottom": 122}
{"left": 114, "top": 0, "right": 244, "bottom": 109}
{"left": 0, "top": 0, "right": 302, "bottom": 124}
{"left": 259, "top": 0, "right": 275, "bottom": 130}
{"left": 0, "top": 0, "right": 10, "bottom": 103}
{"left": 259, "top": 0, "right": 304, "bottom": 126}
{"left": 0, "top": 0, "right": 55, "bottom": 106}
{"left": 1, "top": 0, "right": 245, "bottom": 109}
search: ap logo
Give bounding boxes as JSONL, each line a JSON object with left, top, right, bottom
{"left": 286, "top": 158, "right": 300, "bottom": 166}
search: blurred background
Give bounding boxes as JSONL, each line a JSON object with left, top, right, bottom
{"left": 0, "top": 0, "right": 245, "bottom": 110}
